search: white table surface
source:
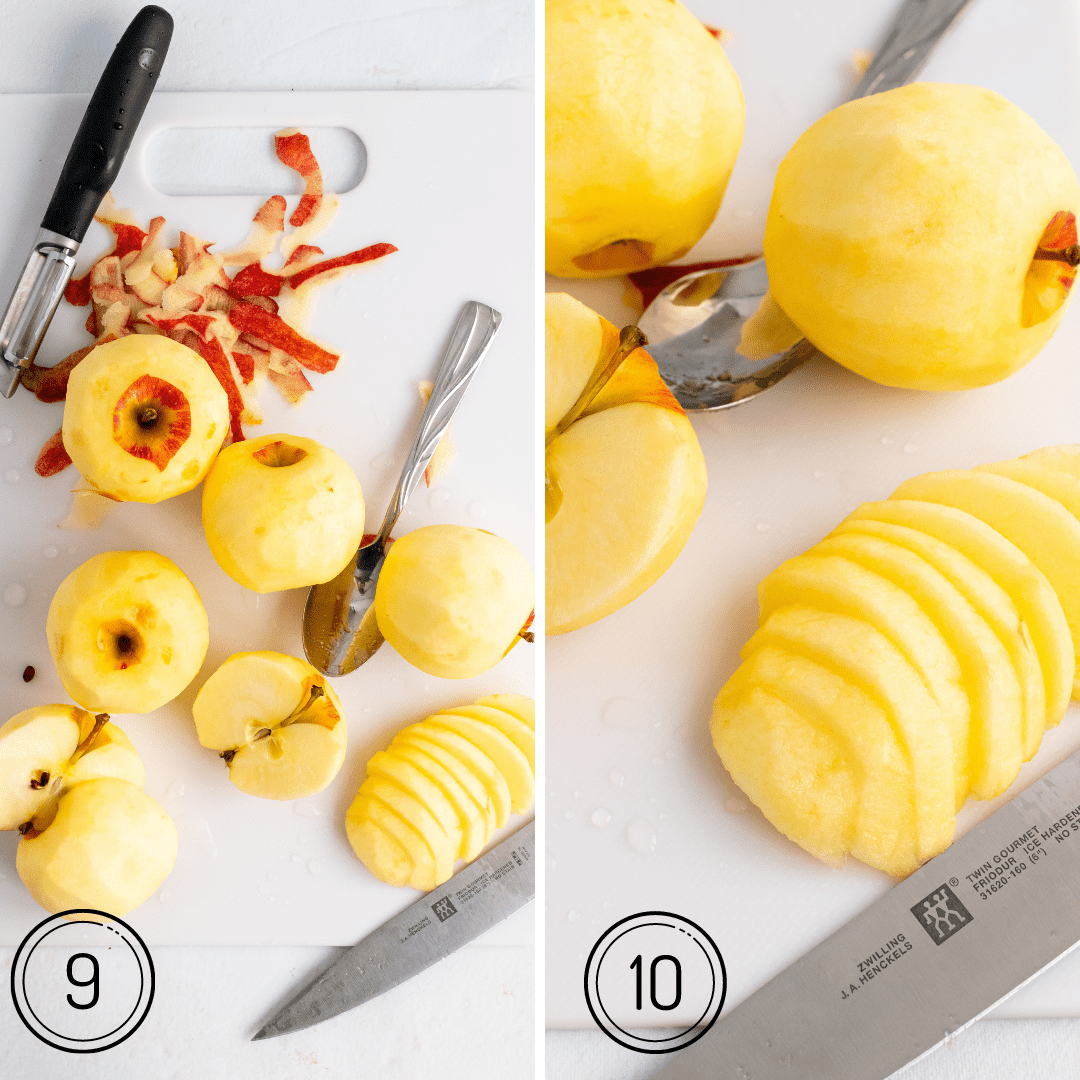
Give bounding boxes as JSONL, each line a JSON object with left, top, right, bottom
{"left": 0, "top": 2, "right": 535, "bottom": 1077}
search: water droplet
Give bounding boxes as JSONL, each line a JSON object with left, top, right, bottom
{"left": 3, "top": 583, "right": 27, "bottom": 607}
{"left": 0, "top": 427, "right": 12, "bottom": 446}
{"left": 308, "top": 859, "right": 322, "bottom": 875}
{"left": 4, "top": 468, "right": 19, "bottom": 483}
{"left": 269, "top": 896, "right": 277, "bottom": 903}
{"left": 192, "top": 819, "right": 217, "bottom": 857}
{"left": 564, "top": 809, "right": 574, "bottom": 820}
{"left": 428, "top": 487, "right": 452, "bottom": 509}
{"left": 813, "top": 469, "right": 826, "bottom": 479}
{"left": 591, "top": 808, "right": 612, "bottom": 829}
{"left": 292, "top": 854, "right": 301, "bottom": 864}
{"left": 627, "top": 818, "right": 657, "bottom": 855}
{"left": 241, "top": 590, "right": 260, "bottom": 611}
{"left": 567, "top": 909, "right": 580, "bottom": 922}
{"left": 370, "top": 451, "right": 394, "bottom": 470}
{"left": 904, "top": 443, "right": 918, "bottom": 454}
{"left": 574, "top": 790, "right": 584, "bottom": 799}
{"left": 725, "top": 795, "right": 749, "bottom": 814}
{"left": 602, "top": 697, "right": 659, "bottom": 733}
{"left": 608, "top": 767, "right": 624, "bottom": 788}
{"left": 158, "top": 889, "right": 171, "bottom": 903}
{"left": 165, "top": 780, "right": 185, "bottom": 800}
{"left": 42, "top": 545, "right": 58, "bottom": 559}
{"left": 880, "top": 435, "right": 894, "bottom": 445}
{"left": 294, "top": 802, "right": 322, "bottom": 818}
{"left": 755, "top": 522, "right": 770, "bottom": 533}
{"left": 659, "top": 811, "right": 669, "bottom": 820}
{"left": 267, "top": 872, "right": 279, "bottom": 882}
{"left": 467, "top": 500, "right": 487, "bottom": 521}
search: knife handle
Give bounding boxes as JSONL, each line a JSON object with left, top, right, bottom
{"left": 40, "top": 5, "right": 173, "bottom": 243}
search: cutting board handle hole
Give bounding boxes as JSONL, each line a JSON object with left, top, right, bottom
{"left": 143, "top": 127, "right": 367, "bottom": 196}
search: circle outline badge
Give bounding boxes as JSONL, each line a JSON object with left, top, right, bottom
{"left": 10, "top": 909, "right": 155, "bottom": 1053}
{"left": 584, "top": 910, "right": 726, "bottom": 1054}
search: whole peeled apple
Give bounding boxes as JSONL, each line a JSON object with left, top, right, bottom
{"left": 546, "top": 0, "right": 745, "bottom": 278}
{"left": 47, "top": 550, "right": 209, "bottom": 713}
{"left": 62, "top": 334, "right": 229, "bottom": 502}
{"left": 764, "top": 83, "right": 1080, "bottom": 390}
{"left": 374, "top": 525, "right": 535, "bottom": 679}
{"left": 546, "top": 293, "right": 707, "bottom": 634}
{"left": 202, "top": 433, "right": 365, "bottom": 593}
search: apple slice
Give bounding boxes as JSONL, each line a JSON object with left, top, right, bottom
{"left": 405, "top": 728, "right": 510, "bottom": 829}
{"left": 758, "top": 552, "right": 969, "bottom": 804}
{"left": 476, "top": 694, "right": 535, "bottom": 731}
{"left": 366, "top": 750, "right": 465, "bottom": 861}
{"left": 731, "top": 643, "right": 919, "bottom": 876}
{"left": 1019, "top": 444, "right": 1080, "bottom": 480}
{"left": 892, "top": 469, "right": 1080, "bottom": 695}
{"left": 843, "top": 500, "right": 1073, "bottom": 736}
{"left": 747, "top": 605, "right": 954, "bottom": 860}
{"left": 438, "top": 704, "right": 535, "bottom": 772}
{"left": 193, "top": 651, "right": 347, "bottom": 800}
{"left": 832, "top": 515, "right": 1047, "bottom": 761}
{"left": 811, "top": 532, "right": 1023, "bottom": 801}
{"left": 713, "top": 666, "right": 856, "bottom": 868}
{"left": 427, "top": 713, "right": 533, "bottom": 814}
{"left": 346, "top": 791, "right": 437, "bottom": 891}
{"left": 359, "top": 775, "right": 455, "bottom": 884}
{"left": 344, "top": 807, "right": 414, "bottom": 888}
{"left": 391, "top": 739, "right": 493, "bottom": 859}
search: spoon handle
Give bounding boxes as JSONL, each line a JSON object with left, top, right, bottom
{"left": 375, "top": 300, "right": 502, "bottom": 543}
{"left": 852, "top": 0, "right": 973, "bottom": 99}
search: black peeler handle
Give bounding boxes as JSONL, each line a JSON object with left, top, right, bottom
{"left": 41, "top": 5, "right": 173, "bottom": 243}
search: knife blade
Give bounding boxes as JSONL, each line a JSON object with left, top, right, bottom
{"left": 252, "top": 819, "right": 535, "bottom": 1040}
{"left": 653, "top": 746, "right": 1080, "bottom": 1080}
{"left": 0, "top": 5, "right": 173, "bottom": 398}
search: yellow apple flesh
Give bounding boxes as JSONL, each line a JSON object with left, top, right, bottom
{"left": 47, "top": 550, "right": 209, "bottom": 713}
{"left": 346, "top": 697, "right": 535, "bottom": 890}
{"left": 764, "top": 83, "right": 1080, "bottom": 389}
{"left": 374, "top": 525, "right": 534, "bottom": 679}
{"left": 17, "top": 777, "right": 177, "bottom": 916}
{"left": 546, "top": 293, "right": 707, "bottom": 634}
{"left": 63, "top": 334, "right": 229, "bottom": 502}
{"left": 202, "top": 433, "right": 365, "bottom": 593}
{"left": 546, "top": 0, "right": 744, "bottom": 277}
{"left": 192, "top": 651, "right": 346, "bottom": 801}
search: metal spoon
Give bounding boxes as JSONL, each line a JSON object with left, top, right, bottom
{"left": 302, "top": 301, "right": 501, "bottom": 677}
{"left": 640, "top": 0, "right": 973, "bottom": 412}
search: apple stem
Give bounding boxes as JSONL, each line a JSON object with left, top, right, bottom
{"left": 137, "top": 406, "right": 159, "bottom": 428}
{"left": 518, "top": 629, "right": 535, "bottom": 643}
{"left": 1033, "top": 244, "right": 1080, "bottom": 267}
{"left": 546, "top": 325, "right": 648, "bottom": 446}
{"left": 73, "top": 713, "right": 110, "bottom": 758}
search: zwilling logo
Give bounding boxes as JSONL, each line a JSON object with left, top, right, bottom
{"left": 911, "top": 885, "right": 973, "bottom": 944}
{"left": 431, "top": 897, "right": 457, "bottom": 922}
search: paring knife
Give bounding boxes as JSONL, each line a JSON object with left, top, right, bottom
{"left": 0, "top": 5, "right": 173, "bottom": 398}
{"left": 654, "top": 746, "right": 1080, "bottom": 1079}
{"left": 252, "top": 819, "right": 534, "bottom": 1040}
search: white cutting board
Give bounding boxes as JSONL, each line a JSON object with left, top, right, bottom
{"left": 0, "top": 89, "right": 535, "bottom": 946}
{"left": 546, "top": 0, "right": 1080, "bottom": 1026}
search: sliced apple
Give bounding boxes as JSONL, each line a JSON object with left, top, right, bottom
{"left": 832, "top": 515, "right": 1047, "bottom": 760}
{"left": 476, "top": 693, "right": 535, "bottom": 730}
{"left": 758, "top": 552, "right": 970, "bottom": 804}
{"left": 843, "top": 500, "right": 1073, "bottom": 736}
{"left": 391, "top": 738, "right": 494, "bottom": 858}
{"left": 714, "top": 666, "right": 856, "bottom": 867}
{"left": 359, "top": 775, "right": 455, "bottom": 884}
{"left": 343, "top": 808, "right": 414, "bottom": 888}
{"left": 892, "top": 469, "right": 1080, "bottom": 695}
{"left": 545, "top": 293, "right": 707, "bottom": 634}
{"left": 811, "top": 532, "right": 1023, "bottom": 801}
{"left": 438, "top": 703, "right": 535, "bottom": 770}
{"left": 405, "top": 727, "right": 510, "bottom": 829}
{"left": 747, "top": 605, "right": 954, "bottom": 859}
{"left": 193, "top": 651, "right": 346, "bottom": 800}
{"left": 427, "top": 712, "right": 533, "bottom": 814}
{"left": 346, "top": 791, "right": 437, "bottom": 891}
{"left": 366, "top": 750, "right": 465, "bottom": 860}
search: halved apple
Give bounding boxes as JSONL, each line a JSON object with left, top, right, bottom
{"left": 545, "top": 293, "right": 707, "bottom": 634}
{"left": 62, "top": 334, "right": 229, "bottom": 502}
{"left": 192, "top": 651, "right": 346, "bottom": 800}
